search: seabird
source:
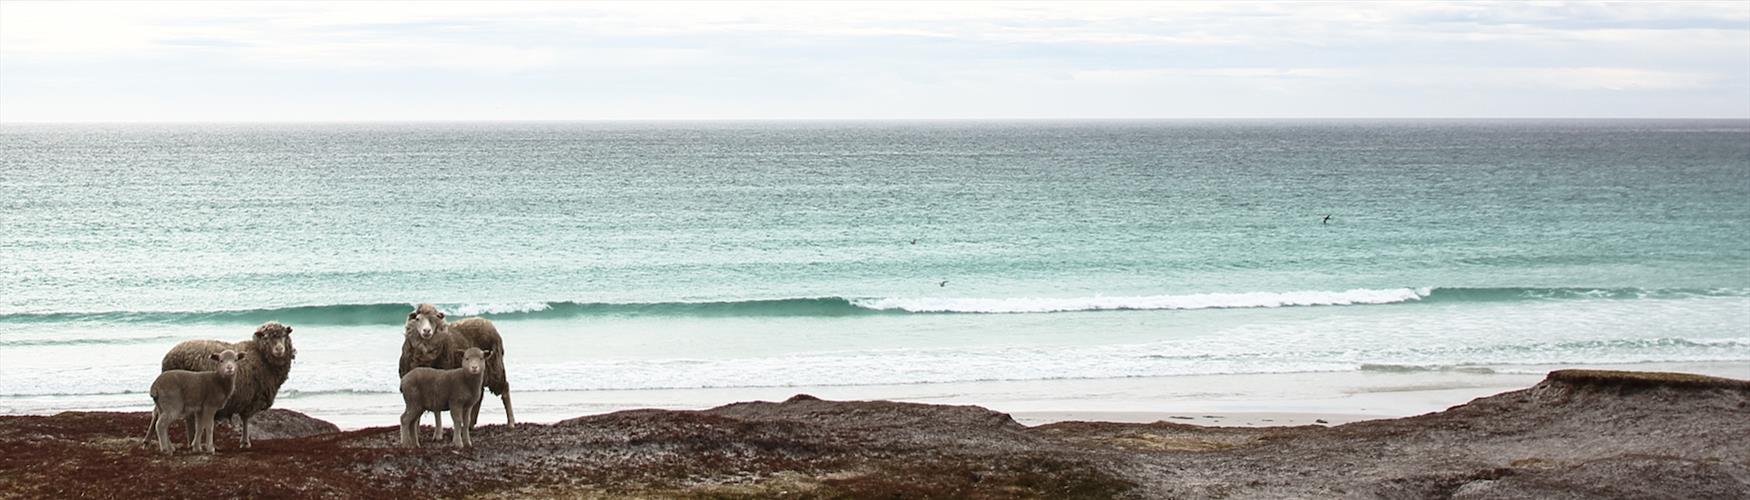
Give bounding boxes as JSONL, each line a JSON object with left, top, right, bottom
{"left": 1322, "top": 214, "right": 1332, "bottom": 224}
{"left": 938, "top": 280, "right": 948, "bottom": 287}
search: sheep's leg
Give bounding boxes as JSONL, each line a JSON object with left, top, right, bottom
{"left": 154, "top": 410, "right": 175, "bottom": 454}
{"left": 208, "top": 412, "right": 221, "bottom": 453}
{"left": 198, "top": 412, "right": 216, "bottom": 454}
{"left": 450, "top": 407, "right": 468, "bottom": 448}
{"left": 468, "top": 395, "right": 482, "bottom": 430}
{"left": 430, "top": 410, "right": 444, "bottom": 441}
{"left": 502, "top": 393, "right": 516, "bottom": 428}
{"left": 467, "top": 405, "right": 478, "bottom": 448}
{"left": 399, "top": 408, "right": 420, "bottom": 447}
{"left": 144, "top": 407, "right": 159, "bottom": 446}
{"left": 238, "top": 414, "right": 251, "bottom": 449}
{"left": 185, "top": 414, "right": 199, "bottom": 449}
{"left": 461, "top": 400, "right": 477, "bottom": 448}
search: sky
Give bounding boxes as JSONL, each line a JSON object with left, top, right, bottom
{"left": 1, "top": 1, "right": 1747, "bottom": 122}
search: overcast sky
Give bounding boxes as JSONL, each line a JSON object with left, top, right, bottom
{"left": 2, "top": 1, "right": 1747, "bottom": 122}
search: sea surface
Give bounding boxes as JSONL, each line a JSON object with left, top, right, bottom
{"left": 2, "top": 120, "right": 1747, "bottom": 414}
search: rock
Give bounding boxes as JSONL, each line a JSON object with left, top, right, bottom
{"left": 240, "top": 408, "right": 341, "bottom": 440}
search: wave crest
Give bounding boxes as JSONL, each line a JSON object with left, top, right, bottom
{"left": 0, "top": 287, "right": 1742, "bottom": 325}
{"left": 852, "top": 288, "right": 1430, "bottom": 314}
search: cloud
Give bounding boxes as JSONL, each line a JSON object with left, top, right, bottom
{"left": 1073, "top": 67, "right": 1357, "bottom": 84}
{"left": 1483, "top": 67, "right": 1720, "bottom": 91}
{"left": 1, "top": 1, "right": 1745, "bottom": 120}
{"left": 1072, "top": 66, "right": 1719, "bottom": 92}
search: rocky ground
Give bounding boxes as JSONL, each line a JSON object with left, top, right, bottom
{"left": 1, "top": 370, "right": 1745, "bottom": 499}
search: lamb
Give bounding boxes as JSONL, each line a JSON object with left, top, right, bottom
{"left": 146, "top": 350, "right": 244, "bottom": 455}
{"left": 400, "top": 347, "right": 493, "bottom": 449}
{"left": 159, "top": 321, "right": 297, "bottom": 448}
{"left": 400, "top": 304, "right": 513, "bottom": 441}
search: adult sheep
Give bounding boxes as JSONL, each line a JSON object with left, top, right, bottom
{"left": 159, "top": 321, "right": 297, "bottom": 449}
{"left": 401, "top": 303, "right": 513, "bottom": 440}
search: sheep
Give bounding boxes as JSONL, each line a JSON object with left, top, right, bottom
{"left": 400, "top": 347, "right": 493, "bottom": 449}
{"left": 400, "top": 304, "right": 513, "bottom": 441}
{"left": 145, "top": 350, "right": 244, "bottom": 455}
{"left": 160, "top": 321, "right": 297, "bottom": 449}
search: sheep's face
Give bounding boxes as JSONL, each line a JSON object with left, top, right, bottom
{"left": 254, "top": 322, "right": 296, "bottom": 365}
{"left": 207, "top": 350, "right": 244, "bottom": 378}
{"left": 405, "top": 304, "right": 447, "bottom": 341}
{"left": 458, "top": 347, "right": 491, "bottom": 376}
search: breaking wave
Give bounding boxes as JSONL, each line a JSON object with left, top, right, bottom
{"left": 0, "top": 287, "right": 1743, "bottom": 325}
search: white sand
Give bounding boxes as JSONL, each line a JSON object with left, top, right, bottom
{"left": 11, "top": 361, "right": 1744, "bottom": 430}
{"left": 1009, "top": 411, "right": 1380, "bottom": 427}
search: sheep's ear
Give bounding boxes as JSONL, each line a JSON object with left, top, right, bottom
{"left": 436, "top": 311, "right": 446, "bottom": 319}
{"left": 209, "top": 353, "right": 221, "bottom": 362}
{"left": 235, "top": 352, "right": 246, "bottom": 361}
{"left": 254, "top": 328, "right": 265, "bottom": 339}
{"left": 482, "top": 350, "right": 493, "bottom": 358}
{"left": 408, "top": 312, "right": 419, "bottom": 321}
{"left": 284, "top": 326, "right": 293, "bottom": 335}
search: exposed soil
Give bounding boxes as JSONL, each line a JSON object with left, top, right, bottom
{"left": 2, "top": 370, "right": 1745, "bottom": 499}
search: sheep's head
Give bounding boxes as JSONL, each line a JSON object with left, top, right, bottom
{"left": 207, "top": 349, "right": 245, "bottom": 378}
{"left": 457, "top": 347, "right": 491, "bottom": 376}
{"left": 253, "top": 322, "right": 296, "bottom": 365}
{"left": 405, "top": 304, "right": 447, "bottom": 341}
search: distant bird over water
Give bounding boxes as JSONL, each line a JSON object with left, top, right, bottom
{"left": 938, "top": 280, "right": 948, "bottom": 287}
{"left": 1322, "top": 214, "right": 1332, "bottom": 225}
{"left": 910, "top": 239, "right": 917, "bottom": 245}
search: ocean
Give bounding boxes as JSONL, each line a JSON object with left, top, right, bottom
{"left": 2, "top": 120, "right": 1747, "bottom": 420}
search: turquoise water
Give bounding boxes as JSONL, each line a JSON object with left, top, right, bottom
{"left": 1, "top": 120, "right": 1747, "bottom": 404}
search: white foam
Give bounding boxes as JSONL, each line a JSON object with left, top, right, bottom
{"left": 443, "top": 302, "right": 553, "bottom": 316}
{"left": 851, "top": 288, "right": 1432, "bottom": 314}
{"left": 6, "top": 295, "right": 1747, "bottom": 399}
{"left": 1688, "top": 337, "right": 1750, "bottom": 347}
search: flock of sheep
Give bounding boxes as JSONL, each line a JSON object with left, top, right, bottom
{"left": 144, "top": 303, "right": 514, "bottom": 454}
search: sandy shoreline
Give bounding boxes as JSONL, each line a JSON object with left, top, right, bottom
{"left": 13, "top": 361, "right": 1742, "bottom": 430}
{"left": 1010, "top": 411, "right": 1380, "bottom": 427}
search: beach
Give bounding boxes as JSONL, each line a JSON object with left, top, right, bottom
{"left": 5, "top": 369, "right": 1747, "bottom": 498}
{"left": 13, "top": 360, "right": 1743, "bottom": 431}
